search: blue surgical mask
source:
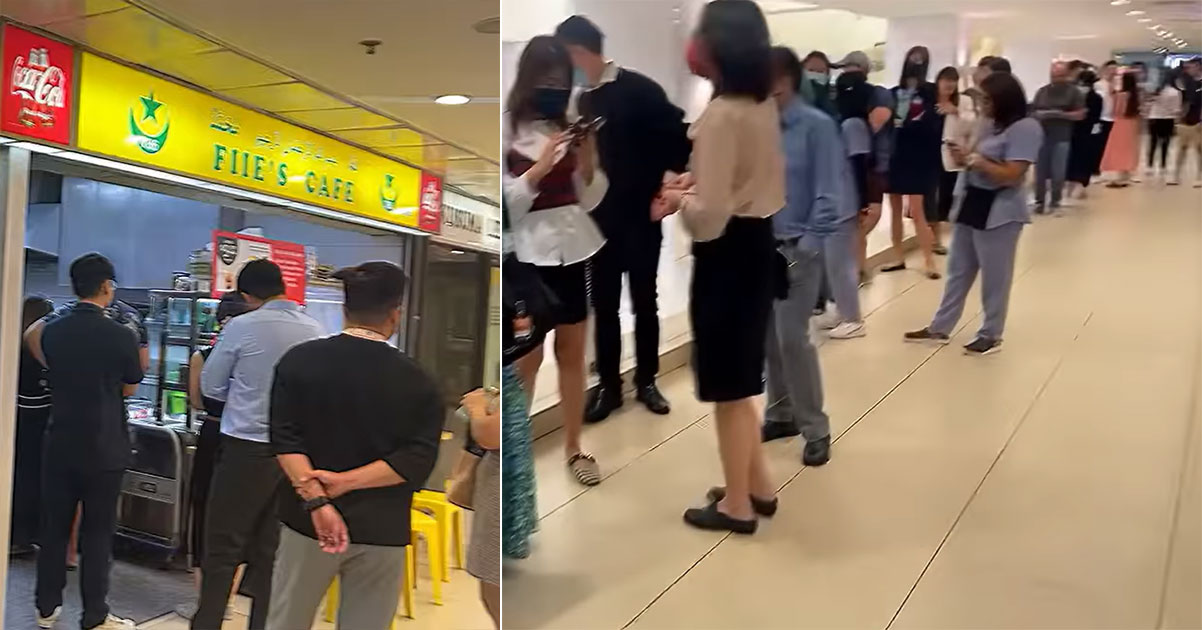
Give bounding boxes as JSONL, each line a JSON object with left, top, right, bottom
{"left": 573, "top": 68, "right": 589, "bottom": 87}
{"left": 805, "top": 70, "right": 830, "bottom": 86}
{"left": 532, "top": 87, "right": 571, "bottom": 119}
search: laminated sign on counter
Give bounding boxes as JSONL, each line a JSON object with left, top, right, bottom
{"left": 212, "top": 231, "right": 307, "bottom": 304}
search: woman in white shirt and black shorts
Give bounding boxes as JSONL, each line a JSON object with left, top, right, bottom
{"left": 504, "top": 35, "right": 608, "bottom": 487}
{"left": 654, "top": 0, "right": 785, "bottom": 535}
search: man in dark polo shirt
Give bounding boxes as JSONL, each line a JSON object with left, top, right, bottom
{"left": 557, "top": 15, "right": 691, "bottom": 422}
{"left": 28, "top": 253, "right": 143, "bottom": 630}
{"left": 266, "top": 261, "right": 443, "bottom": 629}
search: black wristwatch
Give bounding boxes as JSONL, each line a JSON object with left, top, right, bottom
{"left": 302, "top": 496, "right": 331, "bottom": 513}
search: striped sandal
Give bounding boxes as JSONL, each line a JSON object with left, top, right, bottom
{"left": 567, "top": 452, "right": 601, "bottom": 486}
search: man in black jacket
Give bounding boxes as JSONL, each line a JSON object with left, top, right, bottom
{"left": 556, "top": 15, "right": 691, "bottom": 422}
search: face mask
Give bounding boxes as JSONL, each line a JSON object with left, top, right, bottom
{"left": 572, "top": 68, "right": 589, "bottom": 87}
{"left": 1078, "top": 84, "right": 1091, "bottom": 95}
{"left": 532, "top": 87, "right": 570, "bottom": 119}
{"left": 805, "top": 70, "right": 829, "bottom": 86}
{"left": 686, "top": 37, "right": 713, "bottom": 79}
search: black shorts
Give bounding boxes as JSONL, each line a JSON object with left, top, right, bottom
{"left": 689, "top": 216, "right": 775, "bottom": 403}
{"left": 535, "top": 262, "right": 590, "bottom": 325}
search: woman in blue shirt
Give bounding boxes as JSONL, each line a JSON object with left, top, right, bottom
{"left": 904, "top": 72, "right": 1043, "bottom": 356}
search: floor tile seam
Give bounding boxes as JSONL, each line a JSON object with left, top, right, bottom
{"left": 619, "top": 532, "right": 733, "bottom": 630}
{"left": 882, "top": 310, "right": 1091, "bottom": 630}
{"left": 1155, "top": 331, "right": 1202, "bottom": 629}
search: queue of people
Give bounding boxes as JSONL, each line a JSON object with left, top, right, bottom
{"left": 501, "top": 0, "right": 1202, "bottom": 547}
{"left": 12, "top": 252, "right": 500, "bottom": 629}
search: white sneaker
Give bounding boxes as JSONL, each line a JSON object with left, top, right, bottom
{"left": 36, "top": 606, "right": 60, "bottom": 629}
{"left": 92, "top": 614, "right": 136, "bottom": 629}
{"left": 828, "top": 321, "right": 867, "bottom": 339}
{"left": 814, "top": 311, "right": 841, "bottom": 331}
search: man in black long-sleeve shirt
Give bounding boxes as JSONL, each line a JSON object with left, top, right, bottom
{"left": 557, "top": 15, "right": 692, "bottom": 422}
{"left": 266, "top": 261, "right": 443, "bottom": 630}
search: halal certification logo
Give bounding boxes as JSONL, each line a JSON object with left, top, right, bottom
{"left": 129, "top": 90, "right": 169, "bottom": 154}
{"left": 380, "top": 173, "right": 399, "bottom": 212}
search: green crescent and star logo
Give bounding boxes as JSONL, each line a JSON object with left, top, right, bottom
{"left": 380, "top": 173, "right": 399, "bottom": 211}
{"left": 129, "top": 90, "right": 170, "bottom": 154}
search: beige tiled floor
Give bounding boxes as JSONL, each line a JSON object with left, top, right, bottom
{"left": 504, "top": 181, "right": 1202, "bottom": 630}
{"left": 138, "top": 552, "right": 493, "bottom": 630}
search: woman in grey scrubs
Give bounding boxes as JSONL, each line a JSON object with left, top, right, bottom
{"left": 904, "top": 72, "right": 1044, "bottom": 356}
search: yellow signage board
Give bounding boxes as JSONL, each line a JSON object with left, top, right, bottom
{"left": 76, "top": 53, "right": 424, "bottom": 229}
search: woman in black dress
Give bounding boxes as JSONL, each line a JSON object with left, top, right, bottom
{"left": 1066, "top": 69, "right": 1104, "bottom": 200}
{"left": 177, "top": 292, "right": 249, "bottom": 620}
{"left": 883, "top": 45, "right": 942, "bottom": 280}
{"left": 11, "top": 296, "right": 53, "bottom": 554}
{"left": 654, "top": 0, "right": 783, "bottom": 534}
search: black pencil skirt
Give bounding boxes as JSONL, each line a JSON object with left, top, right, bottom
{"left": 689, "top": 216, "right": 776, "bottom": 403}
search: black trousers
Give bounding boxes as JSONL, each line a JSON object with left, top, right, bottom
{"left": 192, "top": 435, "right": 282, "bottom": 630}
{"left": 1148, "top": 119, "right": 1175, "bottom": 169}
{"left": 590, "top": 229, "right": 663, "bottom": 390}
{"left": 12, "top": 408, "right": 49, "bottom": 548}
{"left": 36, "top": 458, "right": 123, "bottom": 629}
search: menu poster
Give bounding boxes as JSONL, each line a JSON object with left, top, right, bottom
{"left": 1, "top": 24, "right": 74, "bottom": 144}
{"left": 418, "top": 172, "right": 442, "bottom": 233}
{"left": 211, "top": 231, "right": 307, "bottom": 304}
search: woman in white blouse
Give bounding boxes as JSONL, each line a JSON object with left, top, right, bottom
{"left": 653, "top": 0, "right": 784, "bottom": 534}
{"left": 504, "top": 35, "right": 608, "bottom": 486}
{"left": 930, "top": 66, "right": 975, "bottom": 253}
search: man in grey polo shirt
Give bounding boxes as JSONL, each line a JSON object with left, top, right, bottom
{"left": 1031, "top": 60, "right": 1085, "bottom": 213}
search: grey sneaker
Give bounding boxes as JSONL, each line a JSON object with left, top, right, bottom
{"left": 36, "top": 606, "right": 60, "bottom": 629}
{"left": 964, "top": 337, "right": 1003, "bottom": 356}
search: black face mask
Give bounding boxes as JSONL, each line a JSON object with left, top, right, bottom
{"left": 532, "top": 87, "right": 570, "bottom": 119}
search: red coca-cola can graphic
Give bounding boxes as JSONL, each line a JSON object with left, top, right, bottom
{"left": 418, "top": 172, "right": 443, "bottom": 233}
{"left": 2, "top": 25, "right": 74, "bottom": 145}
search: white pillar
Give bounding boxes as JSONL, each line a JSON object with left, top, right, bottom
{"left": 885, "top": 14, "right": 960, "bottom": 86}
{"left": 0, "top": 146, "right": 31, "bottom": 622}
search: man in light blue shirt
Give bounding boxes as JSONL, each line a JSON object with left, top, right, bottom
{"left": 762, "top": 47, "right": 862, "bottom": 467}
{"left": 193, "top": 259, "right": 323, "bottom": 630}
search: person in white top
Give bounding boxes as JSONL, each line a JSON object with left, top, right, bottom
{"left": 928, "top": 66, "right": 975, "bottom": 254}
{"left": 653, "top": 0, "right": 784, "bottom": 535}
{"left": 1145, "top": 69, "right": 1183, "bottom": 180}
{"left": 503, "top": 35, "right": 608, "bottom": 487}
{"left": 1093, "top": 60, "right": 1119, "bottom": 179}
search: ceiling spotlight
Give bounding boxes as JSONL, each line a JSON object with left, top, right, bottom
{"left": 434, "top": 94, "right": 471, "bottom": 105}
{"left": 1137, "top": 18, "right": 1151, "bottom": 23}
{"left": 1109, "top": 0, "right": 1130, "bottom": 5}
{"left": 1125, "top": 10, "right": 1146, "bottom": 15}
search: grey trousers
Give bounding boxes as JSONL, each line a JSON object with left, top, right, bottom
{"left": 930, "top": 222, "right": 1023, "bottom": 341}
{"left": 805, "top": 221, "right": 862, "bottom": 322}
{"left": 1035, "top": 139, "right": 1071, "bottom": 208}
{"left": 266, "top": 525, "right": 406, "bottom": 630}
{"left": 764, "top": 239, "right": 830, "bottom": 441}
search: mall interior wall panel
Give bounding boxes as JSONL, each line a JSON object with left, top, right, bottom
{"left": 24, "top": 203, "right": 61, "bottom": 257}
{"left": 56, "top": 177, "right": 219, "bottom": 292}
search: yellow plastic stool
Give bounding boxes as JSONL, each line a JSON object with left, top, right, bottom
{"left": 323, "top": 558, "right": 413, "bottom": 624}
{"left": 413, "top": 488, "right": 465, "bottom": 577}
{"left": 410, "top": 509, "right": 444, "bottom": 605}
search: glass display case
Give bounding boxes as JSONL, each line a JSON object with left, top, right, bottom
{"left": 143, "top": 290, "right": 219, "bottom": 428}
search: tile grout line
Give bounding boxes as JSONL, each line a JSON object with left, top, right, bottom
{"left": 620, "top": 531, "right": 733, "bottom": 630}
{"left": 1154, "top": 329, "right": 1202, "bottom": 629}
{"left": 882, "top": 309, "right": 1093, "bottom": 630}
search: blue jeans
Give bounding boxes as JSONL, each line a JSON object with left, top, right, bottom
{"left": 1035, "top": 138, "right": 1071, "bottom": 208}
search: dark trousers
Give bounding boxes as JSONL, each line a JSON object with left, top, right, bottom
{"left": 1148, "top": 119, "right": 1175, "bottom": 169}
{"left": 12, "top": 408, "right": 49, "bottom": 548}
{"left": 590, "top": 229, "right": 663, "bottom": 390}
{"left": 36, "top": 460, "right": 123, "bottom": 629}
{"left": 192, "top": 435, "right": 283, "bottom": 630}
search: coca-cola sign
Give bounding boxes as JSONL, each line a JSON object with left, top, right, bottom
{"left": 418, "top": 172, "right": 443, "bottom": 233}
{"left": 2, "top": 25, "right": 74, "bottom": 144}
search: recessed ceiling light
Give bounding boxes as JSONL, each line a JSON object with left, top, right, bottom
{"left": 1137, "top": 18, "right": 1151, "bottom": 23}
{"left": 434, "top": 94, "right": 471, "bottom": 105}
{"left": 1109, "top": 0, "right": 1129, "bottom": 5}
{"left": 1125, "top": 9, "right": 1146, "bottom": 15}
{"left": 472, "top": 17, "right": 500, "bottom": 35}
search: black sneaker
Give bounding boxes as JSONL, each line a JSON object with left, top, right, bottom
{"left": 880, "top": 261, "right": 907, "bottom": 273}
{"left": 963, "top": 337, "right": 1003, "bottom": 356}
{"left": 705, "top": 487, "right": 778, "bottom": 517}
{"left": 635, "top": 384, "right": 671, "bottom": 415}
{"left": 584, "top": 387, "right": 622, "bottom": 423}
{"left": 761, "top": 421, "right": 800, "bottom": 443}
{"left": 803, "top": 436, "right": 831, "bottom": 466}
{"left": 903, "top": 327, "right": 950, "bottom": 344}
{"left": 683, "top": 501, "right": 757, "bottom": 534}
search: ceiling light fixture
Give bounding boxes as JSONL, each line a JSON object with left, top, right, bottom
{"left": 434, "top": 94, "right": 471, "bottom": 105}
{"left": 1056, "top": 34, "right": 1099, "bottom": 40}
{"left": 1137, "top": 18, "right": 1151, "bottom": 23}
{"left": 1125, "top": 9, "right": 1146, "bottom": 15}
{"left": 1109, "top": 0, "right": 1130, "bottom": 5}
